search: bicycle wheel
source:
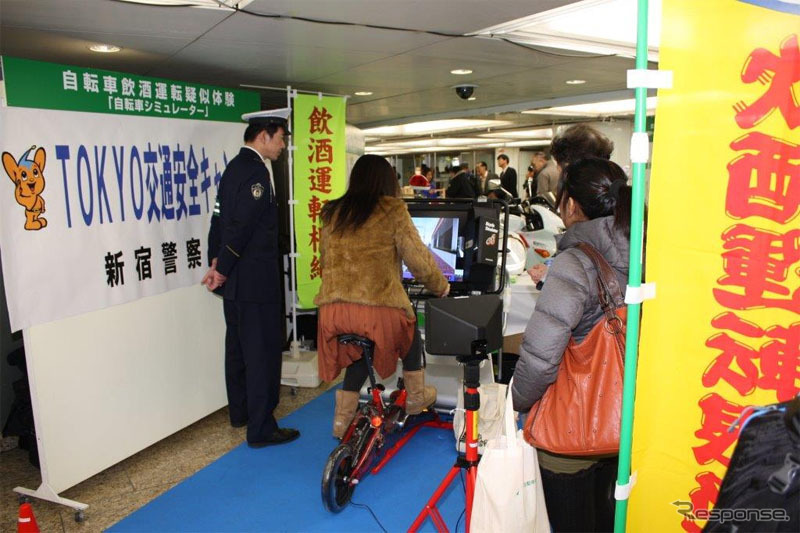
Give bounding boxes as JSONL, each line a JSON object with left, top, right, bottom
{"left": 321, "top": 443, "right": 356, "bottom": 513}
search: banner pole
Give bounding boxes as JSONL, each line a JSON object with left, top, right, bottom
{"left": 614, "top": 0, "right": 649, "bottom": 531}
{"left": 287, "top": 85, "right": 300, "bottom": 356}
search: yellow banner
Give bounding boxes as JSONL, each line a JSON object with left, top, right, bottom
{"left": 629, "top": 1, "right": 799, "bottom": 531}
{"left": 292, "top": 94, "right": 347, "bottom": 309}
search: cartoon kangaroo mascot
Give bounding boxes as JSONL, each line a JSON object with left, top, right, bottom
{"left": 2, "top": 146, "right": 47, "bottom": 230}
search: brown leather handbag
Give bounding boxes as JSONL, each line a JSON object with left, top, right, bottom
{"left": 523, "top": 242, "right": 626, "bottom": 456}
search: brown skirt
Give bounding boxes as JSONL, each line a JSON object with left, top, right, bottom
{"left": 317, "top": 302, "right": 415, "bottom": 382}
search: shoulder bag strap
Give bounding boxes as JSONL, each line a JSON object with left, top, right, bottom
{"left": 575, "top": 242, "right": 625, "bottom": 311}
{"left": 576, "top": 242, "right": 627, "bottom": 354}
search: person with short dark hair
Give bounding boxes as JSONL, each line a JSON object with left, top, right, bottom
{"left": 315, "top": 155, "right": 450, "bottom": 438}
{"left": 550, "top": 124, "right": 614, "bottom": 172}
{"left": 475, "top": 161, "right": 498, "bottom": 197}
{"left": 512, "top": 157, "right": 634, "bottom": 532}
{"left": 201, "top": 109, "right": 300, "bottom": 448}
{"left": 496, "top": 154, "right": 518, "bottom": 198}
{"left": 445, "top": 161, "right": 476, "bottom": 198}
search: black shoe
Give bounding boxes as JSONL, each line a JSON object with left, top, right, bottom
{"left": 230, "top": 420, "right": 247, "bottom": 428}
{"left": 248, "top": 428, "right": 300, "bottom": 448}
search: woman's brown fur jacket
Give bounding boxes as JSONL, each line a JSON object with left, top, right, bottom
{"left": 314, "top": 196, "right": 448, "bottom": 316}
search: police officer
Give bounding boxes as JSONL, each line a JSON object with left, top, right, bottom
{"left": 202, "top": 108, "right": 299, "bottom": 447}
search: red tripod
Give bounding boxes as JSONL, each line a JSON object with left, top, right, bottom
{"left": 409, "top": 347, "right": 487, "bottom": 533}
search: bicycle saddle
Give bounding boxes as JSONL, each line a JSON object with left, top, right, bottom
{"left": 337, "top": 334, "right": 374, "bottom": 348}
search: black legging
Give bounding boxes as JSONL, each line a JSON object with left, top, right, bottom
{"left": 342, "top": 327, "right": 423, "bottom": 392}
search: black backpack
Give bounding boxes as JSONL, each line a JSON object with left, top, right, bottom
{"left": 703, "top": 397, "right": 799, "bottom": 532}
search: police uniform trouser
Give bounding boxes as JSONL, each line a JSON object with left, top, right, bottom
{"left": 223, "top": 299, "right": 283, "bottom": 443}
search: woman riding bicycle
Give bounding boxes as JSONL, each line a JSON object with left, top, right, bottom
{"left": 315, "top": 155, "right": 450, "bottom": 438}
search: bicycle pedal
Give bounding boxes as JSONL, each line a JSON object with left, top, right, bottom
{"left": 395, "top": 411, "right": 409, "bottom": 429}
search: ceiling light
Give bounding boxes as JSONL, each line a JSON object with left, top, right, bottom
{"left": 366, "top": 138, "right": 553, "bottom": 154}
{"left": 354, "top": 91, "right": 373, "bottom": 96}
{"left": 565, "top": 79, "right": 586, "bottom": 85}
{"left": 373, "top": 138, "right": 503, "bottom": 149}
{"left": 89, "top": 44, "right": 121, "bottom": 53}
{"left": 503, "top": 140, "right": 552, "bottom": 148}
{"left": 472, "top": 0, "right": 660, "bottom": 61}
{"left": 477, "top": 128, "right": 553, "bottom": 139}
{"left": 450, "top": 69, "right": 473, "bottom": 75}
{"left": 117, "top": 0, "right": 253, "bottom": 9}
{"left": 363, "top": 119, "right": 512, "bottom": 138}
{"left": 523, "top": 97, "right": 658, "bottom": 116}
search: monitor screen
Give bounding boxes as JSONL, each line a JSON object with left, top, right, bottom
{"left": 402, "top": 199, "right": 503, "bottom": 295}
{"left": 402, "top": 215, "right": 464, "bottom": 282}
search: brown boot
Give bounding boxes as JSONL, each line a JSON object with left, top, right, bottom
{"left": 404, "top": 370, "right": 437, "bottom": 415}
{"left": 333, "top": 390, "right": 360, "bottom": 438}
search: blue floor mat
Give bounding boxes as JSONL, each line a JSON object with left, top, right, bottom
{"left": 109, "top": 387, "right": 466, "bottom": 532}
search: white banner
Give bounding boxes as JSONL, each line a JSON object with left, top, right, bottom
{"left": 0, "top": 107, "right": 243, "bottom": 331}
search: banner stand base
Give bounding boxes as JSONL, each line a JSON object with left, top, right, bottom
{"left": 14, "top": 483, "right": 88, "bottom": 522}
{"left": 280, "top": 349, "right": 321, "bottom": 390}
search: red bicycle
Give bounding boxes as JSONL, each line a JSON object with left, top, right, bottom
{"left": 321, "top": 333, "right": 448, "bottom": 512}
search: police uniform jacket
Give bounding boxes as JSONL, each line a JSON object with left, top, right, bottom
{"left": 214, "top": 147, "right": 281, "bottom": 303}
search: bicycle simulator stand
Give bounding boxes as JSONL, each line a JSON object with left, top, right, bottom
{"left": 409, "top": 341, "right": 488, "bottom": 533}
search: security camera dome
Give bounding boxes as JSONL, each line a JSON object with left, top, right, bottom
{"left": 453, "top": 84, "right": 477, "bottom": 100}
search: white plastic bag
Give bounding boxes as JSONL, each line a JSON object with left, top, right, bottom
{"left": 470, "top": 378, "right": 550, "bottom": 533}
{"left": 454, "top": 382, "right": 506, "bottom": 454}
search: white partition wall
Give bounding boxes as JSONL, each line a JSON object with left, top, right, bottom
{"left": 21, "top": 286, "right": 226, "bottom": 498}
{"left": 0, "top": 58, "right": 260, "bottom": 512}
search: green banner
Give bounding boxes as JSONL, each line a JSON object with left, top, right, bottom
{"left": 1, "top": 56, "right": 259, "bottom": 122}
{"left": 293, "top": 94, "right": 347, "bottom": 309}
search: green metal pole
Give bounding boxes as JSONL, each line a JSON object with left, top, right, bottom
{"left": 614, "top": 0, "right": 649, "bottom": 531}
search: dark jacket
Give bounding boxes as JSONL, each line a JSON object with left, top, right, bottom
{"left": 499, "top": 166, "right": 518, "bottom": 198}
{"left": 477, "top": 172, "right": 499, "bottom": 196}
{"left": 511, "top": 216, "right": 629, "bottom": 412}
{"left": 446, "top": 170, "right": 476, "bottom": 198}
{"left": 214, "top": 147, "right": 281, "bottom": 303}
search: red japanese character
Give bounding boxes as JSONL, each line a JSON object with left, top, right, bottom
{"left": 758, "top": 321, "right": 800, "bottom": 401}
{"left": 734, "top": 34, "right": 800, "bottom": 129}
{"left": 727, "top": 132, "right": 800, "bottom": 224}
{"left": 309, "top": 166, "right": 332, "bottom": 194}
{"left": 308, "top": 195, "right": 323, "bottom": 223}
{"left": 710, "top": 311, "right": 765, "bottom": 337}
{"left": 309, "top": 224, "right": 321, "bottom": 254}
{"left": 680, "top": 472, "right": 722, "bottom": 533}
{"left": 693, "top": 393, "right": 745, "bottom": 467}
{"left": 307, "top": 138, "right": 334, "bottom": 164}
{"left": 704, "top": 333, "right": 760, "bottom": 396}
{"left": 309, "top": 255, "right": 322, "bottom": 280}
{"left": 713, "top": 223, "right": 800, "bottom": 312}
{"left": 308, "top": 107, "right": 333, "bottom": 135}
{"left": 704, "top": 313, "right": 764, "bottom": 395}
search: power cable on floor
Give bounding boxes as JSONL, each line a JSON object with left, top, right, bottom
{"left": 349, "top": 499, "right": 388, "bottom": 533}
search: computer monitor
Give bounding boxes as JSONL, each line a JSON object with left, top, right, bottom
{"left": 425, "top": 295, "right": 503, "bottom": 356}
{"left": 403, "top": 199, "right": 504, "bottom": 295}
{"left": 402, "top": 214, "right": 465, "bottom": 283}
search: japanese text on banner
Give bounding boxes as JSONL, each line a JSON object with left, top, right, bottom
{"left": 292, "top": 95, "right": 347, "bottom": 309}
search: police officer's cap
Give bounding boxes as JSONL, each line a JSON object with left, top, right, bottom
{"left": 242, "top": 107, "right": 291, "bottom": 135}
